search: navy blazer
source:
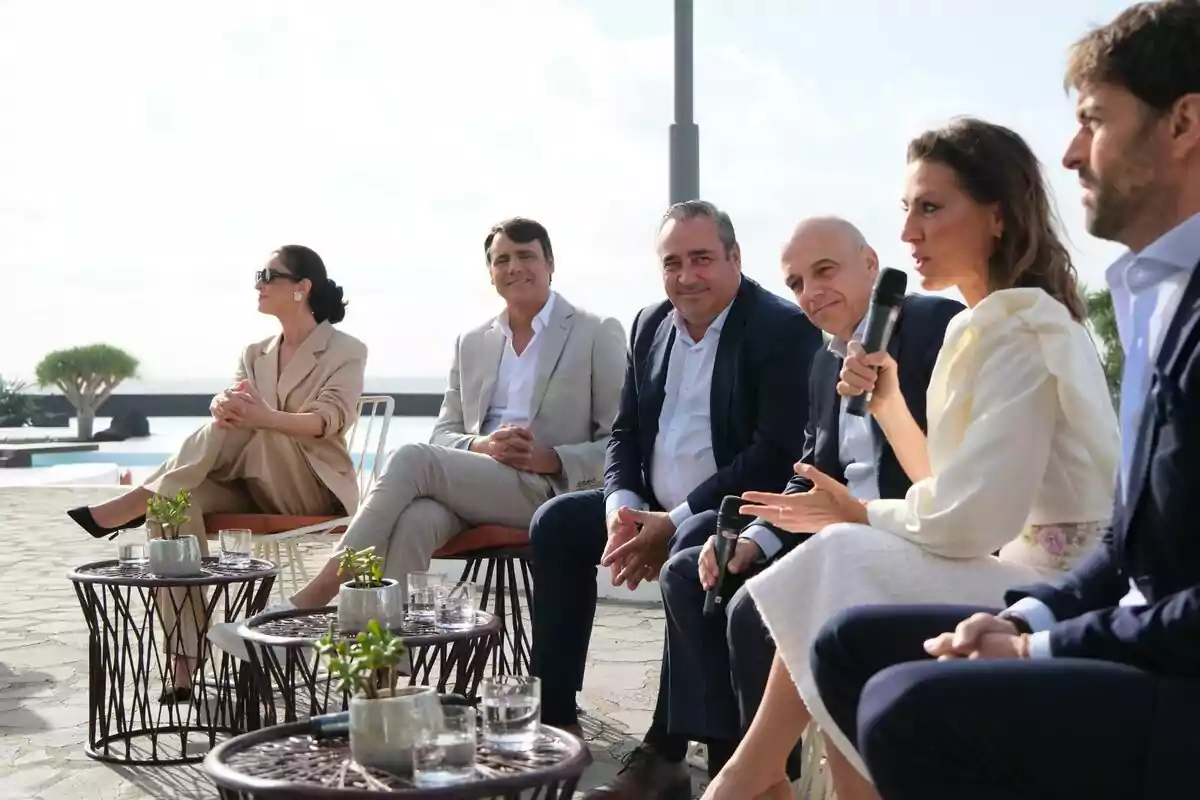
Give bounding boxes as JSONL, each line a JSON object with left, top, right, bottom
{"left": 1007, "top": 260, "right": 1200, "bottom": 675}
{"left": 762, "top": 294, "right": 963, "bottom": 552}
{"left": 604, "top": 277, "right": 823, "bottom": 514}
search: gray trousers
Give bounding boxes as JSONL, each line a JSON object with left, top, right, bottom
{"left": 336, "top": 442, "right": 552, "bottom": 590}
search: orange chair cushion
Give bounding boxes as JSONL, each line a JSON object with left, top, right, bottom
{"left": 203, "top": 513, "right": 346, "bottom": 536}
{"left": 432, "top": 525, "right": 530, "bottom": 558}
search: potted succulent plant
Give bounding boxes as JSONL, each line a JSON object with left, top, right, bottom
{"left": 316, "top": 619, "right": 433, "bottom": 774}
{"left": 146, "top": 489, "right": 203, "bottom": 577}
{"left": 337, "top": 546, "right": 403, "bottom": 634}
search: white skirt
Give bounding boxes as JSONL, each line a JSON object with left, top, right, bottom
{"left": 746, "top": 522, "right": 1046, "bottom": 778}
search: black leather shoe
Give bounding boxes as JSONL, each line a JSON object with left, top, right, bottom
{"left": 582, "top": 746, "right": 691, "bottom": 799}
{"left": 67, "top": 507, "right": 146, "bottom": 539}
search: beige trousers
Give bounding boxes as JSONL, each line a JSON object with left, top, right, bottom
{"left": 143, "top": 422, "right": 337, "bottom": 659}
{"left": 337, "top": 442, "right": 552, "bottom": 593}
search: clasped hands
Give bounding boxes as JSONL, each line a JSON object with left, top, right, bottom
{"left": 600, "top": 507, "right": 675, "bottom": 590}
{"left": 211, "top": 380, "right": 274, "bottom": 430}
{"left": 473, "top": 424, "right": 561, "bottom": 475}
{"left": 923, "top": 612, "right": 1030, "bottom": 660}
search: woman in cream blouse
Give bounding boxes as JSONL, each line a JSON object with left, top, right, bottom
{"left": 67, "top": 245, "right": 366, "bottom": 704}
{"left": 703, "top": 119, "right": 1119, "bottom": 800}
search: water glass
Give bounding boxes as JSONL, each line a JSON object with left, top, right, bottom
{"left": 116, "top": 528, "right": 148, "bottom": 566}
{"left": 407, "top": 572, "right": 443, "bottom": 625}
{"left": 481, "top": 675, "right": 541, "bottom": 752}
{"left": 413, "top": 704, "right": 477, "bottom": 786}
{"left": 218, "top": 528, "right": 253, "bottom": 567}
{"left": 436, "top": 582, "right": 476, "bottom": 632}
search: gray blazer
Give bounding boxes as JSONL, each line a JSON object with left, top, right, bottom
{"left": 430, "top": 294, "right": 626, "bottom": 496}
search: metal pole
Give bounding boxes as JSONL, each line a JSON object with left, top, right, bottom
{"left": 669, "top": 0, "right": 699, "bottom": 204}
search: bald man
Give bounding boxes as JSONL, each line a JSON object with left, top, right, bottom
{"left": 651, "top": 217, "right": 964, "bottom": 786}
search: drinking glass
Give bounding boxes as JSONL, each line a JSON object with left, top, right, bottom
{"left": 406, "top": 572, "right": 443, "bottom": 625}
{"left": 436, "top": 582, "right": 476, "bottom": 632}
{"left": 412, "top": 704, "right": 477, "bottom": 786}
{"left": 116, "top": 527, "right": 148, "bottom": 566}
{"left": 218, "top": 528, "right": 253, "bottom": 567}
{"left": 481, "top": 675, "right": 541, "bottom": 751}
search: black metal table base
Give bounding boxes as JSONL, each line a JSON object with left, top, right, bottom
{"left": 450, "top": 548, "right": 534, "bottom": 677}
{"left": 243, "top": 609, "right": 502, "bottom": 728}
{"left": 70, "top": 559, "right": 277, "bottom": 765}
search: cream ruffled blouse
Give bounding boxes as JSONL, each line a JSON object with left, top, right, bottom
{"left": 865, "top": 288, "right": 1120, "bottom": 560}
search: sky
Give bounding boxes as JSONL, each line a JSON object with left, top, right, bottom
{"left": 0, "top": 0, "right": 1135, "bottom": 391}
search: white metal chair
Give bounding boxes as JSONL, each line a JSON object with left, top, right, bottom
{"left": 690, "top": 725, "right": 835, "bottom": 799}
{"left": 797, "top": 722, "right": 836, "bottom": 800}
{"left": 204, "top": 395, "right": 394, "bottom": 599}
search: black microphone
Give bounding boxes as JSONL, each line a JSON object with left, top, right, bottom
{"left": 703, "top": 495, "right": 756, "bottom": 616}
{"left": 845, "top": 267, "right": 908, "bottom": 417}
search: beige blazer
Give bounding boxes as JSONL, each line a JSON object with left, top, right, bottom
{"left": 239, "top": 321, "right": 367, "bottom": 514}
{"left": 431, "top": 294, "right": 626, "bottom": 496}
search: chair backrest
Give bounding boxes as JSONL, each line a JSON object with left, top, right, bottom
{"left": 346, "top": 395, "right": 394, "bottom": 496}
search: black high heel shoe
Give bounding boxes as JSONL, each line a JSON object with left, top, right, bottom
{"left": 67, "top": 507, "right": 146, "bottom": 540}
{"left": 158, "top": 685, "right": 193, "bottom": 705}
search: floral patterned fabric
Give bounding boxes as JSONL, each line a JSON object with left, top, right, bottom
{"left": 1001, "top": 520, "right": 1108, "bottom": 575}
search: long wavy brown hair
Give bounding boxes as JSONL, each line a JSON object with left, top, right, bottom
{"left": 907, "top": 118, "right": 1086, "bottom": 322}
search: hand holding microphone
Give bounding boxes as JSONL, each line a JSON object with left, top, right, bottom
{"left": 702, "top": 496, "right": 757, "bottom": 616}
{"left": 843, "top": 268, "right": 907, "bottom": 417}
{"left": 838, "top": 341, "right": 901, "bottom": 412}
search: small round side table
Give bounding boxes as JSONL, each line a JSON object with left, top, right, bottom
{"left": 68, "top": 557, "right": 278, "bottom": 765}
{"left": 240, "top": 608, "right": 502, "bottom": 728}
{"left": 204, "top": 717, "right": 591, "bottom": 798}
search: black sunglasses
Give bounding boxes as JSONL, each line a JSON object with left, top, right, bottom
{"left": 255, "top": 268, "right": 300, "bottom": 285}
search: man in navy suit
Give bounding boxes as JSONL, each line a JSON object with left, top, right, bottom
{"left": 657, "top": 217, "right": 962, "bottom": 782}
{"left": 529, "top": 200, "right": 823, "bottom": 798}
{"left": 809, "top": 4, "right": 1200, "bottom": 798}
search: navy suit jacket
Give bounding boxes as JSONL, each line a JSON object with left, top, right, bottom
{"left": 761, "top": 294, "right": 963, "bottom": 554}
{"left": 603, "top": 277, "right": 823, "bottom": 514}
{"left": 1007, "top": 260, "right": 1200, "bottom": 676}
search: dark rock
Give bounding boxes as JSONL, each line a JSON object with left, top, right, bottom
{"left": 92, "top": 411, "right": 151, "bottom": 442}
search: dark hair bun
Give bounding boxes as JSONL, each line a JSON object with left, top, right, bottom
{"left": 310, "top": 278, "right": 347, "bottom": 324}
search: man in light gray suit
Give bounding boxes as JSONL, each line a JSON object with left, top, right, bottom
{"left": 208, "top": 217, "right": 626, "bottom": 652}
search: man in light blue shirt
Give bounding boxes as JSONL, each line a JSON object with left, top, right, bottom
{"left": 808, "top": 4, "right": 1200, "bottom": 798}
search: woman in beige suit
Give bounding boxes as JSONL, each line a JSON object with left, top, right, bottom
{"left": 67, "top": 245, "right": 366, "bottom": 702}
{"left": 208, "top": 217, "right": 626, "bottom": 661}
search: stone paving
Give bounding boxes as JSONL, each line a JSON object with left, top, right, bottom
{"left": 0, "top": 486, "right": 713, "bottom": 799}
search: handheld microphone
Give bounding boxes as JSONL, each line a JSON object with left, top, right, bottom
{"left": 703, "top": 495, "right": 756, "bottom": 616}
{"left": 845, "top": 268, "right": 908, "bottom": 417}
{"left": 311, "top": 710, "right": 350, "bottom": 739}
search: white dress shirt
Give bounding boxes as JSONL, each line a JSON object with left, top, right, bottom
{"left": 831, "top": 323, "right": 881, "bottom": 502}
{"left": 481, "top": 292, "right": 557, "bottom": 434}
{"left": 741, "top": 318, "right": 880, "bottom": 560}
{"left": 605, "top": 299, "right": 735, "bottom": 528}
{"left": 1006, "top": 212, "right": 1200, "bottom": 657}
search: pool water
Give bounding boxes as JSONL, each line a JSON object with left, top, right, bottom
{"left": 19, "top": 416, "right": 438, "bottom": 473}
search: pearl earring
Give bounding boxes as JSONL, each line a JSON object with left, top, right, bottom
{"left": 294, "top": 291, "right": 303, "bottom": 302}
